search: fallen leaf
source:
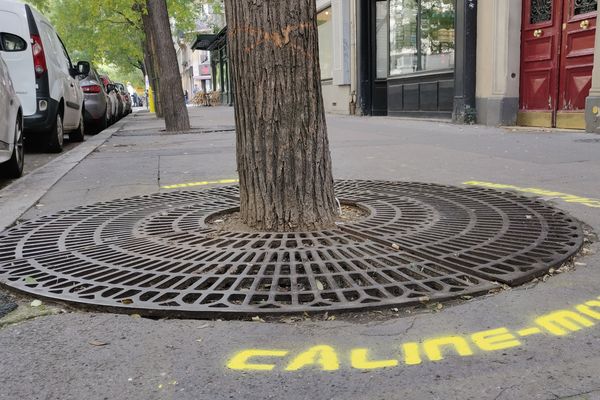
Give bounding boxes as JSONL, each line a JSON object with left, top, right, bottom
{"left": 121, "top": 299, "right": 133, "bottom": 305}
{"left": 30, "top": 300, "right": 42, "bottom": 307}
{"left": 316, "top": 280, "right": 324, "bottom": 291}
{"left": 391, "top": 243, "right": 400, "bottom": 250}
{"left": 89, "top": 340, "right": 109, "bottom": 347}
{"left": 24, "top": 277, "right": 38, "bottom": 285}
{"left": 327, "top": 315, "right": 336, "bottom": 321}
{"left": 251, "top": 316, "right": 265, "bottom": 323}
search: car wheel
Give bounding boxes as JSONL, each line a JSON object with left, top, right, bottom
{"left": 47, "top": 112, "right": 64, "bottom": 153}
{"left": 0, "top": 117, "right": 24, "bottom": 178}
{"left": 70, "top": 113, "right": 85, "bottom": 142}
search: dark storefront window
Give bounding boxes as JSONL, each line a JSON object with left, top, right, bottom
{"left": 389, "top": 0, "right": 455, "bottom": 76}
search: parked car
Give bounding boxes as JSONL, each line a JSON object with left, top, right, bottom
{"left": 99, "top": 75, "right": 118, "bottom": 124}
{"left": 115, "top": 83, "right": 132, "bottom": 115}
{"left": 79, "top": 67, "right": 109, "bottom": 134}
{"left": 0, "top": 0, "right": 90, "bottom": 153}
{"left": 112, "top": 82, "right": 125, "bottom": 119}
{"left": 0, "top": 46, "right": 23, "bottom": 178}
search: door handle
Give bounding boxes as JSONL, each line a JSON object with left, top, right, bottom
{"left": 533, "top": 29, "right": 543, "bottom": 37}
{"left": 580, "top": 20, "right": 590, "bottom": 29}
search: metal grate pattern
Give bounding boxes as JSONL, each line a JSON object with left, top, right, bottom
{"left": 0, "top": 181, "right": 584, "bottom": 317}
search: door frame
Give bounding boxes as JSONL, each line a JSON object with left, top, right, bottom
{"left": 518, "top": 0, "right": 598, "bottom": 128}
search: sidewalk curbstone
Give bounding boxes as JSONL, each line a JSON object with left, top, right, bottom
{"left": 0, "top": 113, "right": 139, "bottom": 232}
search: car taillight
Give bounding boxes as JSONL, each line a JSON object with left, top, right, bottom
{"left": 30, "top": 34, "right": 47, "bottom": 78}
{"left": 82, "top": 85, "right": 102, "bottom": 93}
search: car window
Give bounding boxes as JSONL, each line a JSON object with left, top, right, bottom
{"left": 0, "top": 32, "right": 27, "bottom": 52}
{"left": 56, "top": 34, "right": 72, "bottom": 71}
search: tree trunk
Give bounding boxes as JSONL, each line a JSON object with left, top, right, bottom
{"left": 224, "top": 0, "right": 337, "bottom": 231}
{"left": 146, "top": 0, "right": 190, "bottom": 131}
{"left": 141, "top": 10, "right": 163, "bottom": 117}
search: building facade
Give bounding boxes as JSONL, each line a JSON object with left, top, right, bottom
{"left": 316, "top": 0, "right": 356, "bottom": 114}
{"left": 477, "top": 0, "right": 599, "bottom": 132}
{"left": 188, "top": 0, "right": 600, "bottom": 133}
{"left": 357, "top": 0, "right": 476, "bottom": 121}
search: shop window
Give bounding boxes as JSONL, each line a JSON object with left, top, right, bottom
{"left": 376, "top": 1, "right": 390, "bottom": 79}
{"left": 389, "top": 0, "right": 455, "bottom": 76}
{"left": 317, "top": 7, "right": 333, "bottom": 80}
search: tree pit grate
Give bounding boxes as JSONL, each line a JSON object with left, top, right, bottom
{"left": 0, "top": 181, "right": 584, "bottom": 317}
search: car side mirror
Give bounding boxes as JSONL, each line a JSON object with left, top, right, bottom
{"left": 106, "top": 84, "right": 116, "bottom": 92}
{"left": 77, "top": 61, "right": 90, "bottom": 76}
{"left": 0, "top": 32, "right": 27, "bottom": 52}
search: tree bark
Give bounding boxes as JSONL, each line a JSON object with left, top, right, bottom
{"left": 224, "top": 0, "right": 337, "bottom": 231}
{"left": 146, "top": 0, "right": 190, "bottom": 131}
{"left": 141, "top": 9, "right": 163, "bottom": 117}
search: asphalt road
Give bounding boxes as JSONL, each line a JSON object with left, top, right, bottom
{"left": 0, "top": 139, "right": 80, "bottom": 190}
{"left": 1, "top": 107, "right": 600, "bottom": 400}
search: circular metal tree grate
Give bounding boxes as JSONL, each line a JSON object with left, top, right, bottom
{"left": 0, "top": 181, "right": 584, "bottom": 317}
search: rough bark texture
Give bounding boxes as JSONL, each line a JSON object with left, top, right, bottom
{"left": 225, "top": 0, "right": 337, "bottom": 231}
{"left": 141, "top": 16, "right": 162, "bottom": 118}
{"left": 146, "top": 0, "right": 190, "bottom": 130}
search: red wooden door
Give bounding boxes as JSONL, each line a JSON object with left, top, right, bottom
{"left": 519, "top": 0, "right": 563, "bottom": 127}
{"left": 519, "top": 0, "right": 598, "bottom": 128}
{"left": 557, "top": 0, "right": 597, "bottom": 128}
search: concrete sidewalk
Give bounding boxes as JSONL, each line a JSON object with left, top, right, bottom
{"left": 1, "top": 106, "right": 600, "bottom": 400}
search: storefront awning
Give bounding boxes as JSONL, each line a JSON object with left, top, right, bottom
{"left": 192, "top": 34, "right": 218, "bottom": 50}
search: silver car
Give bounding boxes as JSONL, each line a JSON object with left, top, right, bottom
{"left": 0, "top": 34, "right": 24, "bottom": 178}
{"left": 80, "top": 67, "right": 109, "bottom": 134}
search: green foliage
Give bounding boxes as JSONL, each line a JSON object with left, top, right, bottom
{"left": 27, "top": 0, "right": 214, "bottom": 81}
{"left": 97, "top": 63, "right": 145, "bottom": 88}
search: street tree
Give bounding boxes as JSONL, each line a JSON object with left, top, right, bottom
{"left": 145, "top": 0, "right": 191, "bottom": 131}
{"left": 224, "top": 0, "right": 337, "bottom": 231}
{"left": 30, "top": 0, "right": 202, "bottom": 126}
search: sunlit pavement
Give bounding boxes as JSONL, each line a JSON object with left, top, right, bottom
{"left": 1, "top": 106, "right": 600, "bottom": 400}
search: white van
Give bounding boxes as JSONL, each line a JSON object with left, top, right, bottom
{"left": 0, "top": 0, "right": 90, "bottom": 153}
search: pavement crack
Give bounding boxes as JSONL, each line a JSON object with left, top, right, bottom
{"left": 555, "top": 388, "right": 600, "bottom": 399}
{"left": 157, "top": 156, "right": 161, "bottom": 187}
{"left": 360, "top": 317, "right": 417, "bottom": 337}
{"left": 493, "top": 385, "right": 518, "bottom": 400}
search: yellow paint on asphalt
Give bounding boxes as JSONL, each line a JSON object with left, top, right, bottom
{"left": 161, "top": 178, "right": 239, "bottom": 190}
{"left": 226, "top": 295, "right": 600, "bottom": 372}
{"left": 517, "top": 327, "right": 542, "bottom": 337}
{"left": 464, "top": 181, "right": 600, "bottom": 208}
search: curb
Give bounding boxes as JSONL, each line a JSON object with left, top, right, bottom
{"left": 0, "top": 113, "right": 137, "bottom": 232}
